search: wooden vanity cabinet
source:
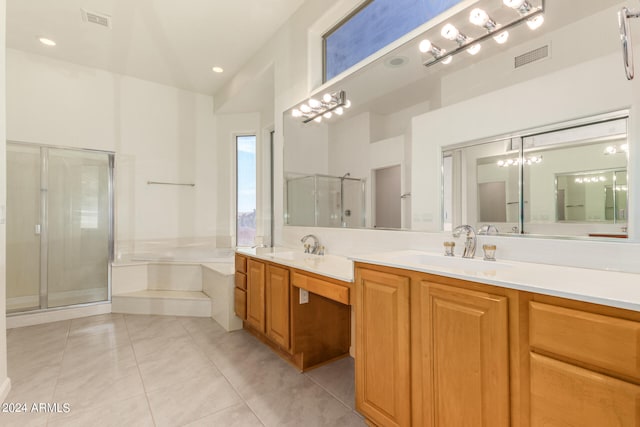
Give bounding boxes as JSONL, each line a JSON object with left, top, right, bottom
{"left": 246, "top": 259, "right": 266, "bottom": 333}
{"left": 355, "top": 263, "right": 520, "bottom": 427}
{"left": 528, "top": 296, "right": 640, "bottom": 427}
{"left": 235, "top": 253, "right": 351, "bottom": 372}
{"left": 234, "top": 254, "right": 248, "bottom": 320}
{"left": 355, "top": 267, "right": 411, "bottom": 427}
{"left": 266, "top": 264, "right": 291, "bottom": 350}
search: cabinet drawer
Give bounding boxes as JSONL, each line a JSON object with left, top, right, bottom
{"left": 235, "top": 272, "right": 247, "bottom": 290}
{"left": 234, "top": 288, "right": 247, "bottom": 320}
{"left": 530, "top": 302, "right": 640, "bottom": 380}
{"left": 291, "top": 271, "right": 350, "bottom": 305}
{"left": 235, "top": 254, "right": 247, "bottom": 273}
{"left": 530, "top": 353, "right": 640, "bottom": 427}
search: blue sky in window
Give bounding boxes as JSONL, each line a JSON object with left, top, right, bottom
{"left": 325, "top": 0, "right": 463, "bottom": 81}
{"left": 237, "top": 136, "right": 256, "bottom": 213}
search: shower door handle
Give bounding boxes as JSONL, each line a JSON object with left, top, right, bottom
{"left": 34, "top": 224, "right": 41, "bottom": 235}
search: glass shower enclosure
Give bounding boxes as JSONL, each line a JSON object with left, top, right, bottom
{"left": 285, "top": 173, "right": 366, "bottom": 228}
{"left": 7, "top": 143, "right": 114, "bottom": 313}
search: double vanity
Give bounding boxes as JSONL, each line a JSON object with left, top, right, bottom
{"left": 235, "top": 241, "right": 640, "bottom": 427}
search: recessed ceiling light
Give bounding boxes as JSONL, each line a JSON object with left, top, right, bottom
{"left": 212, "top": 66, "right": 224, "bottom": 73}
{"left": 38, "top": 37, "right": 56, "bottom": 46}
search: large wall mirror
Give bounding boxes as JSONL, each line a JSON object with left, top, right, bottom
{"left": 442, "top": 114, "right": 629, "bottom": 238}
{"left": 282, "top": 0, "right": 629, "bottom": 238}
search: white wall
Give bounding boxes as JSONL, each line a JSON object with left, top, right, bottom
{"left": 6, "top": 49, "right": 217, "bottom": 254}
{"left": 0, "top": 0, "right": 10, "bottom": 402}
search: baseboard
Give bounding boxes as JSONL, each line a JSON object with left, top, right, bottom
{"left": 7, "top": 303, "right": 112, "bottom": 329}
{"left": 0, "top": 377, "right": 12, "bottom": 403}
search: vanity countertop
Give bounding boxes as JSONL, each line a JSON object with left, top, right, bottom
{"left": 235, "top": 247, "right": 354, "bottom": 282}
{"left": 350, "top": 250, "right": 640, "bottom": 312}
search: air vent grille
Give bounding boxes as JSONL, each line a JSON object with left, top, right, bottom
{"left": 81, "top": 9, "right": 112, "bottom": 28}
{"left": 514, "top": 45, "right": 549, "bottom": 69}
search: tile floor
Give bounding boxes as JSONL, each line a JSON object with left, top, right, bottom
{"left": 1, "top": 314, "right": 365, "bottom": 427}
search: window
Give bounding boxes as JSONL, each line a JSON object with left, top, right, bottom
{"left": 236, "top": 135, "right": 257, "bottom": 247}
{"left": 323, "top": 0, "right": 463, "bottom": 81}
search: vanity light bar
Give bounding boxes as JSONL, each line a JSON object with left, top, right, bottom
{"left": 422, "top": 0, "right": 545, "bottom": 68}
{"left": 291, "top": 90, "right": 351, "bottom": 124}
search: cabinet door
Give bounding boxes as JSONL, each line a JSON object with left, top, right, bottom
{"left": 234, "top": 287, "right": 247, "bottom": 320}
{"left": 355, "top": 267, "right": 411, "bottom": 427}
{"left": 530, "top": 353, "right": 640, "bottom": 427}
{"left": 246, "top": 259, "right": 266, "bottom": 333}
{"left": 415, "top": 282, "right": 509, "bottom": 427}
{"left": 266, "top": 264, "right": 290, "bottom": 350}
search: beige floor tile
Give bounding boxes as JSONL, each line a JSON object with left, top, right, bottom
{"left": 53, "top": 370, "right": 145, "bottom": 412}
{"left": 46, "top": 394, "right": 154, "bottom": 427}
{"left": 137, "top": 342, "right": 221, "bottom": 392}
{"left": 305, "top": 356, "right": 356, "bottom": 409}
{"left": 146, "top": 374, "right": 242, "bottom": 427}
{"left": 246, "top": 377, "right": 353, "bottom": 427}
{"left": 0, "top": 411, "right": 48, "bottom": 427}
{"left": 58, "top": 344, "right": 137, "bottom": 383}
{"left": 184, "top": 402, "right": 264, "bottom": 427}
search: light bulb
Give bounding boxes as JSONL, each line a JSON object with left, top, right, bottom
{"left": 575, "top": 178, "right": 582, "bottom": 183}
{"left": 291, "top": 109, "right": 302, "bottom": 118}
{"left": 300, "top": 104, "right": 311, "bottom": 114}
{"left": 503, "top": 0, "right": 526, "bottom": 9}
{"left": 591, "top": 177, "right": 599, "bottom": 183}
{"left": 621, "top": 143, "right": 629, "bottom": 152}
{"left": 494, "top": 31, "right": 509, "bottom": 44}
{"left": 39, "top": 37, "right": 56, "bottom": 46}
{"left": 442, "top": 55, "right": 453, "bottom": 65}
{"left": 323, "top": 111, "right": 333, "bottom": 119}
{"left": 467, "top": 43, "right": 481, "bottom": 55}
{"left": 308, "top": 98, "right": 321, "bottom": 109}
{"left": 605, "top": 146, "right": 617, "bottom": 154}
{"left": 419, "top": 39, "right": 432, "bottom": 53}
{"left": 441, "top": 23, "right": 459, "bottom": 41}
{"left": 469, "top": 8, "right": 490, "bottom": 26}
{"left": 497, "top": 160, "right": 505, "bottom": 167}
{"left": 314, "top": 116, "right": 322, "bottom": 123}
{"left": 322, "top": 93, "right": 333, "bottom": 103}
{"left": 344, "top": 99, "right": 352, "bottom": 108}
{"left": 335, "top": 107, "right": 344, "bottom": 115}
{"left": 507, "top": 159, "right": 514, "bottom": 165}
{"left": 527, "top": 15, "right": 544, "bottom": 30}
{"left": 599, "top": 176, "right": 607, "bottom": 182}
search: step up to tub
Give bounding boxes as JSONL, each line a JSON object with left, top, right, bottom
{"left": 112, "top": 290, "right": 211, "bottom": 317}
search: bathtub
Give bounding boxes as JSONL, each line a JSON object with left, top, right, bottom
{"left": 130, "top": 247, "right": 235, "bottom": 263}
{"left": 112, "top": 245, "right": 241, "bottom": 331}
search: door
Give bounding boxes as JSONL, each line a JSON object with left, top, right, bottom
{"left": 246, "top": 259, "right": 266, "bottom": 332}
{"left": 414, "top": 281, "right": 510, "bottom": 427}
{"left": 355, "top": 267, "right": 411, "bottom": 427}
{"left": 6, "top": 143, "right": 113, "bottom": 312}
{"left": 266, "top": 264, "right": 290, "bottom": 349}
{"left": 374, "top": 165, "right": 401, "bottom": 228}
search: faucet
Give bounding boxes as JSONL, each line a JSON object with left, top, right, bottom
{"left": 452, "top": 225, "right": 477, "bottom": 258}
{"left": 300, "top": 234, "right": 321, "bottom": 255}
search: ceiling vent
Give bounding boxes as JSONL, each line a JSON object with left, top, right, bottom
{"left": 81, "top": 9, "right": 112, "bottom": 29}
{"left": 514, "top": 45, "right": 549, "bottom": 69}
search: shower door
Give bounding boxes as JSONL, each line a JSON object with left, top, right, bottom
{"left": 7, "top": 143, "right": 113, "bottom": 313}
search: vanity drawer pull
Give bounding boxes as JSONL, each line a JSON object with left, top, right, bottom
{"left": 530, "top": 302, "right": 640, "bottom": 380}
{"left": 291, "top": 272, "right": 350, "bottom": 305}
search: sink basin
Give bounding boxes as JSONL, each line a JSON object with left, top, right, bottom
{"left": 391, "top": 253, "right": 512, "bottom": 273}
{"left": 264, "top": 251, "right": 319, "bottom": 261}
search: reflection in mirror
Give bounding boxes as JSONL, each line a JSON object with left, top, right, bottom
{"left": 285, "top": 173, "right": 366, "bottom": 228}
{"left": 443, "top": 114, "right": 629, "bottom": 238}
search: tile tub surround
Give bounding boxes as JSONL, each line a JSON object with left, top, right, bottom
{"left": 351, "top": 250, "right": 640, "bottom": 312}
{"left": 2, "top": 313, "right": 364, "bottom": 427}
